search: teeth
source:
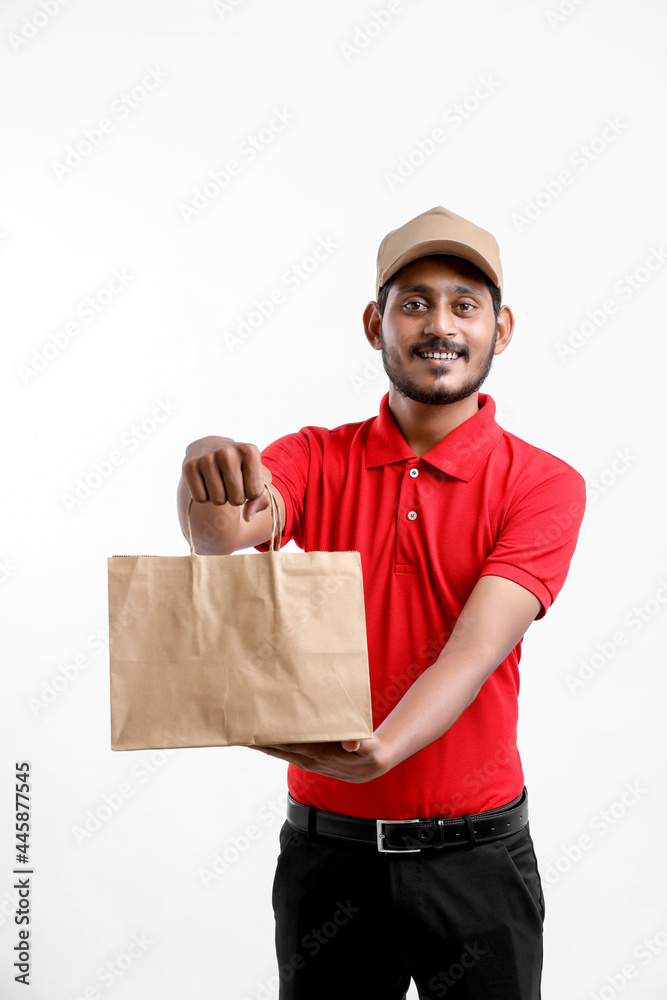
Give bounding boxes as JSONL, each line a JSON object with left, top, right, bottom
{"left": 419, "top": 352, "right": 459, "bottom": 360}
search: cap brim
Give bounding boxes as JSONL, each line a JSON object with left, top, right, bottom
{"left": 378, "top": 240, "right": 501, "bottom": 296}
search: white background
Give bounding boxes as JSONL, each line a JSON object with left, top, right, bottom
{"left": 2, "top": 0, "right": 666, "bottom": 997}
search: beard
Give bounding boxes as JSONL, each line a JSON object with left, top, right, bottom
{"left": 378, "top": 325, "right": 498, "bottom": 405}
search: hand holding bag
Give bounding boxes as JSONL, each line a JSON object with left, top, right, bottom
{"left": 108, "top": 484, "right": 373, "bottom": 750}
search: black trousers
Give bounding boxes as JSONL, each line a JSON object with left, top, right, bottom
{"left": 272, "top": 800, "right": 545, "bottom": 999}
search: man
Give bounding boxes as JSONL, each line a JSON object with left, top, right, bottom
{"left": 177, "top": 206, "right": 586, "bottom": 999}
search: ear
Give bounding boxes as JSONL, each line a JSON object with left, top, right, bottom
{"left": 493, "top": 305, "right": 514, "bottom": 356}
{"left": 363, "top": 301, "right": 382, "bottom": 350}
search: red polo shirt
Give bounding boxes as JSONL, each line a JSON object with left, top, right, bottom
{"left": 255, "top": 392, "right": 585, "bottom": 819}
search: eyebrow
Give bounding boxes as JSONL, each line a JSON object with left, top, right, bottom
{"left": 394, "top": 282, "right": 484, "bottom": 297}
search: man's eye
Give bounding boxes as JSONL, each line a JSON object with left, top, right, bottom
{"left": 404, "top": 301, "right": 426, "bottom": 311}
{"left": 457, "top": 303, "right": 475, "bottom": 312}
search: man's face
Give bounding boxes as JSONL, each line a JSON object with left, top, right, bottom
{"left": 375, "top": 255, "right": 502, "bottom": 406}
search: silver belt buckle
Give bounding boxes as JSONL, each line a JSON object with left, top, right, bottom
{"left": 376, "top": 817, "right": 422, "bottom": 853}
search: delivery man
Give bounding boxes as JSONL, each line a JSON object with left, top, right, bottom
{"left": 177, "top": 206, "right": 586, "bottom": 999}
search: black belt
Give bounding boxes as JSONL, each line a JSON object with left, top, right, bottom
{"left": 286, "top": 789, "right": 528, "bottom": 853}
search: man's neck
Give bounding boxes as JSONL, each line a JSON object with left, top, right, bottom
{"left": 387, "top": 388, "right": 480, "bottom": 458}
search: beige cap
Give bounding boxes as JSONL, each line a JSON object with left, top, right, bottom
{"left": 376, "top": 205, "right": 503, "bottom": 297}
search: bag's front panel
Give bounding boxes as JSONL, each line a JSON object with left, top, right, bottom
{"left": 108, "top": 551, "right": 372, "bottom": 749}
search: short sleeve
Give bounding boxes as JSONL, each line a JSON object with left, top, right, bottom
{"left": 480, "top": 468, "right": 586, "bottom": 619}
{"left": 254, "top": 429, "right": 311, "bottom": 551}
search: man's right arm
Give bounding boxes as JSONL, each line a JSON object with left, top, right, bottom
{"left": 177, "top": 436, "right": 286, "bottom": 555}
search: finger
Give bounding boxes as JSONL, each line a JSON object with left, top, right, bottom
{"left": 243, "top": 490, "right": 270, "bottom": 522}
{"left": 221, "top": 442, "right": 264, "bottom": 508}
{"left": 213, "top": 448, "right": 246, "bottom": 506}
{"left": 341, "top": 741, "right": 361, "bottom": 752}
{"left": 259, "top": 743, "right": 319, "bottom": 756}
{"left": 181, "top": 459, "right": 211, "bottom": 504}
{"left": 197, "top": 453, "right": 231, "bottom": 506}
{"left": 241, "top": 451, "right": 270, "bottom": 520}
{"left": 242, "top": 445, "right": 269, "bottom": 499}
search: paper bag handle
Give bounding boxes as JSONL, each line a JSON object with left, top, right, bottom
{"left": 185, "top": 482, "right": 282, "bottom": 555}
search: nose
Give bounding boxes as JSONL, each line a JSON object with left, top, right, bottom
{"left": 423, "top": 301, "right": 458, "bottom": 338}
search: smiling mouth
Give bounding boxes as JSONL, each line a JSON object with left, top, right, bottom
{"left": 416, "top": 350, "right": 461, "bottom": 361}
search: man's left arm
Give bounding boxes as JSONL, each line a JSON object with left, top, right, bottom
{"left": 251, "top": 574, "right": 540, "bottom": 782}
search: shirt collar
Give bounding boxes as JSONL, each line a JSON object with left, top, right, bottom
{"left": 365, "top": 392, "right": 503, "bottom": 482}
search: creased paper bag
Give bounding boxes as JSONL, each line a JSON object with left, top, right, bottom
{"left": 108, "top": 485, "right": 373, "bottom": 749}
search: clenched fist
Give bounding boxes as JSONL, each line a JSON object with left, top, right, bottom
{"left": 181, "top": 436, "right": 271, "bottom": 521}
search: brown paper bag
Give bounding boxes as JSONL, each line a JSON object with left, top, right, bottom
{"left": 108, "top": 484, "right": 373, "bottom": 750}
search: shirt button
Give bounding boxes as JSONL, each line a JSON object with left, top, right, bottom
{"left": 409, "top": 468, "right": 419, "bottom": 478}
{"left": 407, "top": 510, "right": 418, "bottom": 520}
